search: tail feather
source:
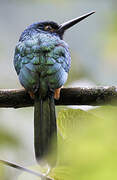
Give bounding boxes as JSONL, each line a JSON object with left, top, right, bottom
{"left": 34, "top": 95, "right": 57, "bottom": 166}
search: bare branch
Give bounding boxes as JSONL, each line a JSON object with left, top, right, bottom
{"left": 0, "top": 86, "right": 117, "bottom": 108}
{"left": 0, "top": 159, "right": 44, "bottom": 178}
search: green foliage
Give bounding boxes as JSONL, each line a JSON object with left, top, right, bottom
{"left": 18, "top": 106, "right": 117, "bottom": 179}
{"left": 57, "top": 109, "right": 100, "bottom": 140}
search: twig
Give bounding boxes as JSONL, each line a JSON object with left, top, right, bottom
{"left": 0, "top": 86, "right": 117, "bottom": 108}
{"left": 0, "top": 159, "right": 46, "bottom": 178}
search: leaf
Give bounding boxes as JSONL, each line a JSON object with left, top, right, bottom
{"left": 49, "top": 166, "right": 74, "bottom": 180}
{"left": 57, "top": 109, "right": 100, "bottom": 139}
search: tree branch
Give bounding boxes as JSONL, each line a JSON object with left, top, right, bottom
{"left": 0, "top": 86, "right": 117, "bottom": 108}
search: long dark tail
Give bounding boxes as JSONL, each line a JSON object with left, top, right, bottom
{"left": 34, "top": 95, "right": 57, "bottom": 166}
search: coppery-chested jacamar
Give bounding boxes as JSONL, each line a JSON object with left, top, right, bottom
{"left": 14, "top": 11, "right": 95, "bottom": 166}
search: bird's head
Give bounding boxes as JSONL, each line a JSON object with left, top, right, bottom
{"left": 20, "top": 11, "right": 95, "bottom": 41}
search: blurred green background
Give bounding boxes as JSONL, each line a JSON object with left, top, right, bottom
{"left": 0, "top": 0, "right": 117, "bottom": 179}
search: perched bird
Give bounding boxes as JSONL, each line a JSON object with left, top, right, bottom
{"left": 14, "top": 11, "right": 95, "bottom": 167}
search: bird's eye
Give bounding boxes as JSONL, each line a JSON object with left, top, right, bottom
{"left": 44, "top": 25, "right": 54, "bottom": 32}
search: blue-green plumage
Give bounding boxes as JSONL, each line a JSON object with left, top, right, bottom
{"left": 14, "top": 12, "right": 95, "bottom": 167}
{"left": 14, "top": 21, "right": 71, "bottom": 166}
{"left": 14, "top": 30, "right": 70, "bottom": 93}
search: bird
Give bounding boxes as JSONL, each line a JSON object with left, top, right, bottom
{"left": 14, "top": 11, "right": 95, "bottom": 167}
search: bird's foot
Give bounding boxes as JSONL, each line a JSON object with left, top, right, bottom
{"left": 54, "top": 88, "right": 61, "bottom": 100}
{"left": 28, "top": 91, "right": 35, "bottom": 99}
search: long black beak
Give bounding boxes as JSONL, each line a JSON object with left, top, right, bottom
{"left": 58, "top": 11, "right": 95, "bottom": 33}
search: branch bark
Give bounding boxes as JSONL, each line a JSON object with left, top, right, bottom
{"left": 0, "top": 86, "right": 117, "bottom": 108}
